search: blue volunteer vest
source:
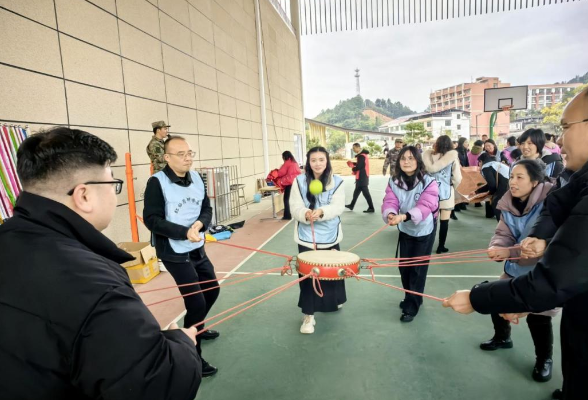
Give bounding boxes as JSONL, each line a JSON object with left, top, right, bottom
{"left": 482, "top": 161, "right": 510, "bottom": 181}
{"left": 153, "top": 170, "right": 206, "bottom": 253}
{"left": 389, "top": 175, "right": 436, "bottom": 237}
{"left": 430, "top": 162, "right": 453, "bottom": 201}
{"left": 545, "top": 161, "right": 556, "bottom": 178}
{"left": 501, "top": 202, "right": 544, "bottom": 277}
{"left": 296, "top": 174, "right": 343, "bottom": 245}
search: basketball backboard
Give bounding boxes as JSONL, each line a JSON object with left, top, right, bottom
{"left": 484, "top": 86, "right": 528, "bottom": 112}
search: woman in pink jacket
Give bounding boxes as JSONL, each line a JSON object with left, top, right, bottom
{"left": 480, "top": 159, "right": 556, "bottom": 383}
{"left": 381, "top": 146, "right": 439, "bottom": 323}
{"left": 277, "top": 151, "right": 301, "bottom": 220}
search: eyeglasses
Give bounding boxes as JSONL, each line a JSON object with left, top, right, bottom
{"left": 166, "top": 151, "right": 195, "bottom": 159}
{"left": 67, "top": 179, "right": 124, "bottom": 196}
{"left": 561, "top": 118, "right": 588, "bottom": 130}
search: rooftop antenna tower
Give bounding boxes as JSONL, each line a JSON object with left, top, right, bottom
{"left": 355, "top": 68, "right": 361, "bottom": 97}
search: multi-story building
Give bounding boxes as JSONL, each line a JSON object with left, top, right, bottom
{"left": 527, "top": 83, "right": 583, "bottom": 110}
{"left": 429, "top": 77, "right": 511, "bottom": 139}
{"left": 378, "top": 109, "right": 470, "bottom": 140}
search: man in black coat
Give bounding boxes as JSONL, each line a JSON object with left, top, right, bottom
{"left": 444, "top": 87, "right": 588, "bottom": 400}
{"left": 345, "top": 143, "right": 375, "bottom": 212}
{"left": 0, "top": 127, "right": 201, "bottom": 400}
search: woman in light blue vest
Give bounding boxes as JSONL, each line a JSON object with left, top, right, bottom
{"left": 382, "top": 146, "right": 440, "bottom": 322}
{"left": 290, "top": 147, "right": 345, "bottom": 334}
{"left": 480, "top": 159, "right": 556, "bottom": 383}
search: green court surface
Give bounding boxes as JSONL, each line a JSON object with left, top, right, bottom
{"left": 195, "top": 176, "right": 561, "bottom": 400}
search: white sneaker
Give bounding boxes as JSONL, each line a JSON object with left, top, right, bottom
{"left": 158, "top": 260, "right": 167, "bottom": 272}
{"left": 300, "top": 314, "right": 316, "bottom": 334}
{"left": 337, "top": 304, "right": 343, "bottom": 309}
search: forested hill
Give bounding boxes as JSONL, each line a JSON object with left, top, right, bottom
{"left": 313, "top": 96, "right": 414, "bottom": 131}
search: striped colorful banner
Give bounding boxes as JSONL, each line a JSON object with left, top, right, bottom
{"left": 0, "top": 124, "right": 28, "bottom": 223}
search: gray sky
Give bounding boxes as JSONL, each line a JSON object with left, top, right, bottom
{"left": 300, "top": 2, "right": 588, "bottom": 118}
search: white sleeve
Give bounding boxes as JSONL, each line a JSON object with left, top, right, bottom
{"left": 318, "top": 181, "right": 345, "bottom": 221}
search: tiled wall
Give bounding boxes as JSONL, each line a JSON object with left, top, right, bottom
{"left": 0, "top": 0, "right": 304, "bottom": 243}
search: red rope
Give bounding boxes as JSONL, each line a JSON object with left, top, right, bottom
{"left": 194, "top": 274, "right": 311, "bottom": 335}
{"left": 346, "top": 224, "right": 390, "bottom": 252}
{"left": 206, "top": 239, "right": 292, "bottom": 260}
{"left": 310, "top": 219, "right": 317, "bottom": 250}
{"left": 367, "top": 257, "right": 521, "bottom": 269}
{"left": 312, "top": 274, "right": 324, "bottom": 297}
{"left": 355, "top": 275, "right": 445, "bottom": 302}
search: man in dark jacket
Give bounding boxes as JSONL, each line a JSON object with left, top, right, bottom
{"left": 443, "top": 87, "right": 588, "bottom": 400}
{"left": 345, "top": 143, "right": 375, "bottom": 212}
{"left": 0, "top": 127, "right": 201, "bottom": 400}
{"left": 143, "top": 136, "right": 220, "bottom": 377}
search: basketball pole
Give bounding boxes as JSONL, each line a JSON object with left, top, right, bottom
{"left": 489, "top": 111, "right": 498, "bottom": 140}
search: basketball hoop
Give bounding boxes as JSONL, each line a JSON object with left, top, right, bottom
{"left": 501, "top": 105, "right": 513, "bottom": 113}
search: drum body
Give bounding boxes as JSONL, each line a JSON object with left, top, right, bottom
{"left": 296, "top": 250, "right": 360, "bottom": 280}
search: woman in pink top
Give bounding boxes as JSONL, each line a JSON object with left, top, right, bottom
{"left": 544, "top": 133, "right": 561, "bottom": 155}
{"left": 277, "top": 151, "right": 302, "bottom": 220}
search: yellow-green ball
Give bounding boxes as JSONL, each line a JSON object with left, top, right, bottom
{"left": 309, "top": 179, "right": 323, "bottom": 195}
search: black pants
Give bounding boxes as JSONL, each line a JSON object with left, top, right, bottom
{"left": 297, "top": 244, "right": 346, "bottom": 315}
{"left": 490, "top": 312, "right": 553, "bottom": 360}
{"left": 349, "top": 184, "right": 374, "bottom": 210}
{"left": 398, "top": 223, "right": 437, "bottom": 316}
{"left": 283, "top": 185, "right": 292, "bottom": 219}
{"left": 164, "top": 247, "right": 220, "bottom": 356}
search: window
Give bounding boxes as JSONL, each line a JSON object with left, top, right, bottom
{"left": 457, "top": 124, "right": 461, "bottom": 130}
{"left": 493, "top": 83, "right": 498, "bottom": 88}
{"left": 426, "top": 121, "right": 431, "bottom": 127}
{"left": 456, "top": 114, "right": 461, "bottom": 119}
{"left": 445, "top": 120, "right": 451, "bottom": 126}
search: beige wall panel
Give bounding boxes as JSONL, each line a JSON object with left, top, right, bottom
{"left": 195, "top": 86, "right": 219, "bottom": 114}
{"left": 131, "top": 164, "right": 151, "bottom": 202}
{"left": 119, "top": 21, "right": 163, "bottom": 71}
{"left": 0, "top": 65, "right": 67, "bottom": 124}
{"left": 199, "top": 159, "right": 223, "bottom": 168}
{"left": 159, "top": 0, "right": 190, "bottom": 27}
{"left": 253, "top": 156, "right": 264, "bottom": 174}
{"left": 215, "top": 48, "right": 235, "bottom": 78}
{"left": 123, "top": 59, "right": 166, "bottom": 102}
{"left": 0, "top": 0, "right": 56, "bottom": 27}
{"left": 245, "top": 35, "right": 257, "bottom": 54}
{"left": 234, "top": 60, "right": 249, "bottom": 85}
{"left": 212, "top": 25, "right": 232, "bottom": 56}
{"left": 134, "top": 201, "right": 152, "bottom": 242}
{"left": 251, "top": 122, "right": 263, "bottom": 139}
{"left": 61, "top": 35, "right": 124, "bottom": 92}
{"left": 197, "top": 111, "right": 221, "bottom": 137}
{"left": 243, "top": 0, "right": 255, "bottom": 18}
{"left": 230, "top": 22, "right": 246, "bottom": 47}
{"left": 117, "top": 0, "right": 160, "bottom": 39}
{"left": 162, "top": 44, "right": 194, "bottom": 83}
{"left": 129, "top": 130, "right": 154, "bottom": 164}
{"left": 193, "top": 59, "right": 217, "bottom": 91}
{"left": 165, "top": 75, "right": 196, "bottom": 108}
{"left": 55, "top": 0, "right": 120, "bottom": 54}
{"left": 242, "top": 176, "right": 258, "bottom": 201}
{"left": 217, "top": 72, "right": 236, "bottom": 98}
{"left": 239, "top": 157, "right": 254, "bottom": 178}
{"left": 252, "top": 139, "right": 263, "bottom": 156}
{"left": 189, "top": 5, "right": 213, "bottom": 43}
{"left": 88, "top": 0, "right": 116, "bottom": 14}
{"left": 211, "top": 1, "right": 233, "bottom": 31}
{"left": 219, "top": 116, "right": 238, "bottom": 137}
{"left": 239, "top": 138, "right": 253, "bottom": 158}
{"left": 102, "top": 204, "right": 132, "bottom": 244}
{"left": 236, "top": 100, "right": 251, "bottom": 121}
{"left": 191, "top": 33, "right": 216, "bottom": 67}
{"left": 0, "top": 9, "right": 62, "bottom": 77}
{"left": 237, "top": 119, "right": 252, "bottom": 139}
{"left": 248, "top": 68, "right": 259, "bottom": 90}
{"left": 250, "top": 105, "right": 261, "bottom": 123}
{"left": 167, "top": 105, "right": 198, "bottom": 134}
{"left": 71, "top": 126, "right": 128, "bottom": 167}
{"left": 218, "top": 94, "right": 237, "bottom": 117}
{"left": 198, "top": 135, "right": 222, "bottom": 160}
{"left": 126, "top": 96, "right": 167, "bottom": 131}
{"left": 160, "top": 13, "right": 192, "bottom": 55}
{"left": 221, "top": 137, "right": 239, "bottom": 159}
{"left": 181, "top": 134, "right": 199, "bottom": 154}
{"left": 249, "top": 86, "right": 260, "bottom": 106}
{"left": 188, "top": 0, "right": 212, "bottom": 19}
{"left": 66, "top": 82, "right": 127, "bottom": 128}
{"left": 234, "top": 80, "right": 249, "bottom": 102}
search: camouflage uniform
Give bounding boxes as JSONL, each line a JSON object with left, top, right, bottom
{"left": 382, "top": 147, "right": 401, "bottom": 176}
{"left": 146, "top": 136, "right": 166, "bottom": 173}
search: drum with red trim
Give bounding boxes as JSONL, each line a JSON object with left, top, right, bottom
{"left": 296, "top": 250, "right": 360, "bottom": 280}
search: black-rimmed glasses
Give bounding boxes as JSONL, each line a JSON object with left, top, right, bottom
{"left": 67, "top": 179, "right": 124, "bottom": 196}
{"left": 561, "top": 118, "right": 588, "bottom": 130}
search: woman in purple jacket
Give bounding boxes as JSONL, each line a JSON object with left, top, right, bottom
{"left": 381, "top": 146, "right": 439, "bottom": 322}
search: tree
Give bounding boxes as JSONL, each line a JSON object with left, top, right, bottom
{"left": 326, "top": 130, "right": 346, "bottom": 153}
{"left": 306, "top": 135, "right": 321, "bottom": 150}
{"left": 541, "top": 83, "right": 588, "bottom": 133}
{"left": 403, "top": 122, "right": 432, "bottom": 145}
{"left": 365, "top": 141, "right": 383, "bottom": 156}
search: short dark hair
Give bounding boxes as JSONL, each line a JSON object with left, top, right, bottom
{"left": 473, "top": 140, "right": 484, "bottom": 147}
{"left": 477, "top": 152, "right": 493, "bottom": 165}
{"left": 510, "top": 148, "right": 522, "bottom": 160}
{"left": 545, "top": 133, "right": 554, "bottom": 141}
{"left": 433, "top": 135, "right": 453, "bottom": 155}
{"left": 163, "top": 135, "right": 183, "bottom": 153}
{"left": 512, "top": 159, "right": 549, "bottom": 183}
{"left": 17, "top": 127, "right": 117, "bottom": 189}
{"left": 507, "top": 136, "right": 517, "bottom": 146}
{"left": 153, "top": 127, "right": 158, "bottom": 135}
{"left": 519, "top": 128, "right": 546, "bottom": 155}
{"left": 352, "top": 142, "right": 361, "bottom": 148}
{"left": 282, "top": 151, "right": 296, "bottom": 162}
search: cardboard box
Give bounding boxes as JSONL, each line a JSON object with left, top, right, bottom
{"left": 117, "top": 242, "right": 159, "bottom": 284}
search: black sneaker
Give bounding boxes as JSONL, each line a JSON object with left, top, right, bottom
{"left": 479, "top": 337, "right": 513, "bottom": 351}
{"left": 345, "top": 204, "right": 354, "bottom": 211}
{"left": 552, "top": 389, "right": 563, "bottom": 399}
{"left": 363, "top": 209, "right": 375, "bottom": 213}
{"left": 532, "top": 358, "right": 553, "bottom": 382}
{"left": 202, "top": 359, "right": 218, "bottom": 377}
{"left": 200, "top": 330, "right": 220, "bottom": 340}
{"left": 436, "top": 246, "right": 449, "bottom": 254}
{"left": 400, "top": 313, "right": 414, "bottom": 323}
{"left": 399, "top": 300, "right": 405, "bottom": 309}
